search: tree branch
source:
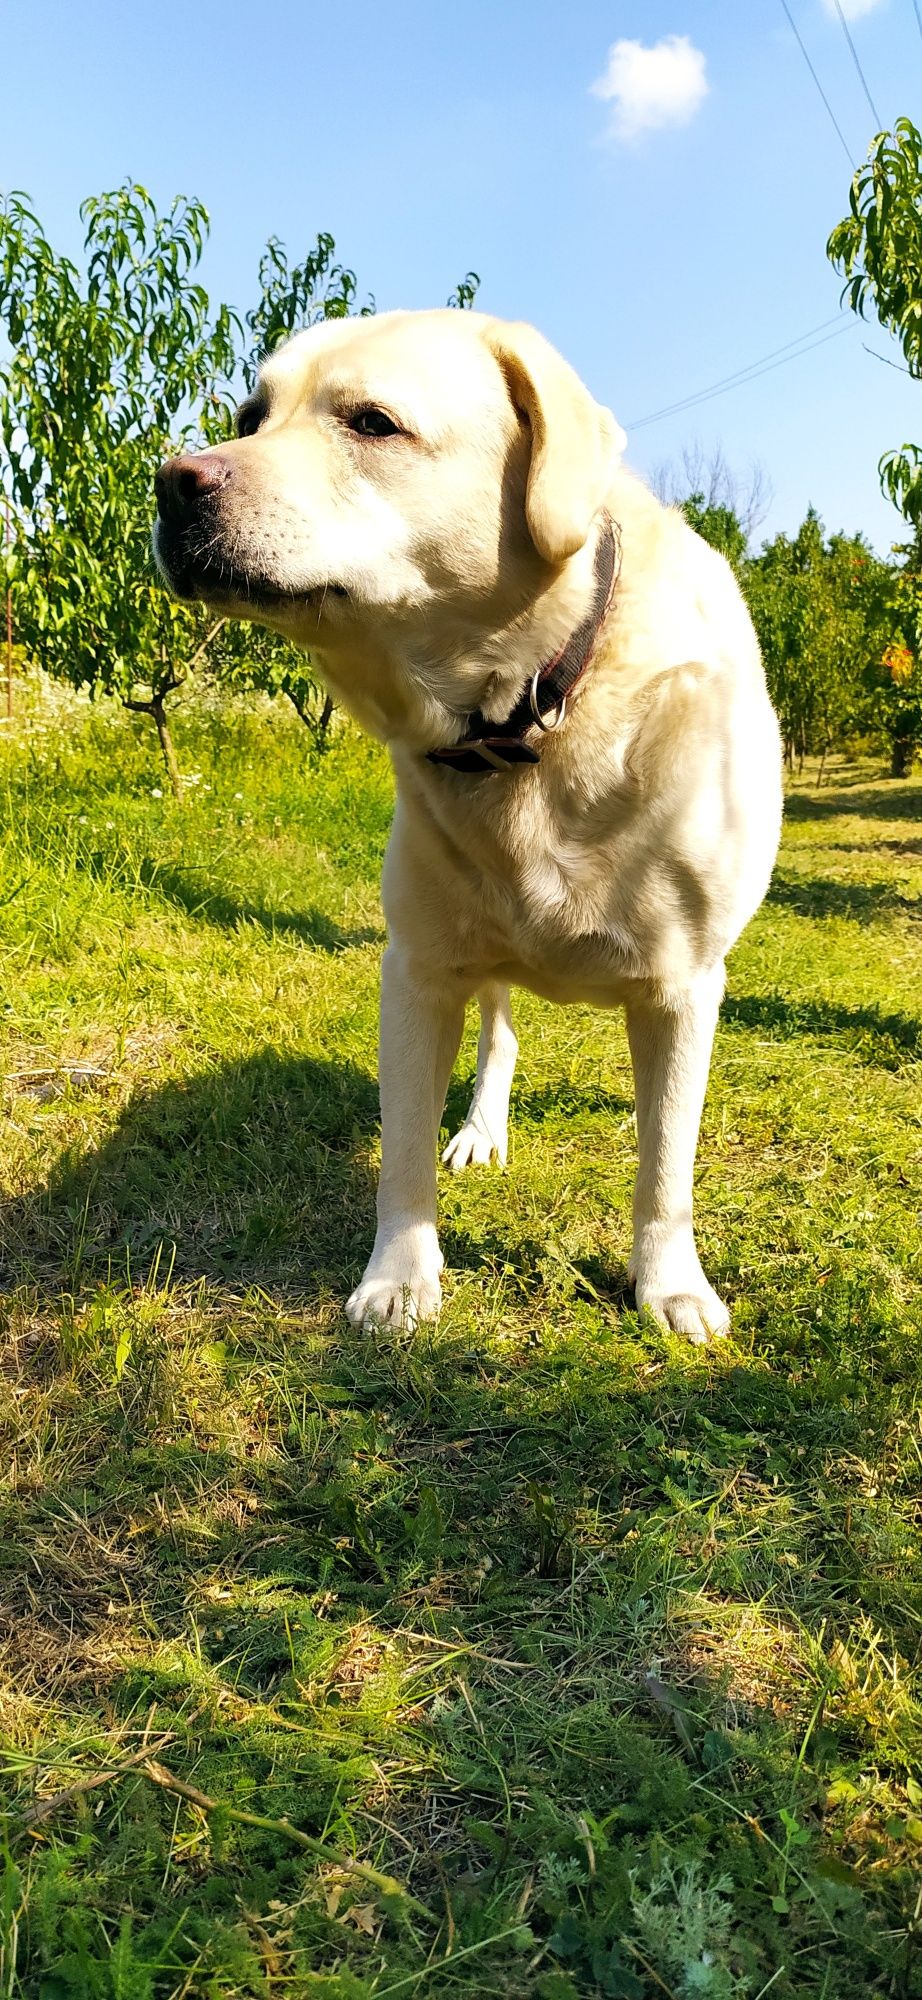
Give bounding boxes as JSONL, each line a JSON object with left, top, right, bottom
{"left": 20, "top": 1734, "right": 175, "bottom": 1826}
{"left": 187, "top": 617, "right": 227, "bottom": 674}
{"left": 138, "top": 1759, "right": 434, "bottom": 1918}
{"left": 862, "top": 343, "right": 916, "bottom": 376}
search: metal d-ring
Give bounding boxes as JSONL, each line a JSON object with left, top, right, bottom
{"left": 529, "top": 669, "right": 567, "bottom": 733}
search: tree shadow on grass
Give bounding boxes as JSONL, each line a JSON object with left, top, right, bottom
{"left": 818, "top": 837, "right": 922, "bottom": 860}
{"left": 722, "top": 991, "right": 921, "bottom": 1067}
{"left": 509, "top": 1079, "right": 634, "bottom": 1125}
{"left": 767, "top": 872, "right": 919, "bottom": 923}
{"left": 134, "top": 856, "right": 383, "bottom": 951}
{"left": 784, "top": 782, "right": 922, "bottom": 824}
{"left": 2, "top": 1282, "right": 919, "bottom": 1993}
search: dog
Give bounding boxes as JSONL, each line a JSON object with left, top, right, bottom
{"left": 154, "top": 310, "right": 782, "bottom": 1341}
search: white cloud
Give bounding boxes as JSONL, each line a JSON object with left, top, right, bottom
{"left": 592, "top": 34, "right": 708, "bottom": 143}
{"left": 821, "top": 0, "right": 884, "bottom": 17}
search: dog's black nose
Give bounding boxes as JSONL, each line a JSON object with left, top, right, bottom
{"left": 155, "top": 453, "right": 231, "bottom": 526}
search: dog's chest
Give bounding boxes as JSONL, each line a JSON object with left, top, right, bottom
{"left": 402, "top": 769, "right": 720, "bottom": 994}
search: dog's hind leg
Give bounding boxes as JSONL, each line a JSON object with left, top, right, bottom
{"left": 442, "top": 982, "right": 517, "bottom": 1172}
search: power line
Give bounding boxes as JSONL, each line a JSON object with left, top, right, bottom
{"left": 912, "top": 0, "right": 922, "bottom": 48}
{"left": 628, "top": 318, "right": 853, "bottom": 431}
{"left": 832, "top": 0, "right": 883, "bottom": 128}
{"left": 778, "top": 0, "right": 855, "bottom": 165}
{"left": 628, "top": 314, "right": 844, "bottom": 428}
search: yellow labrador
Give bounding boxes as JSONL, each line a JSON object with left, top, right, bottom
{"left": 154, "top": 311, "right": 782, "bottom": 1341}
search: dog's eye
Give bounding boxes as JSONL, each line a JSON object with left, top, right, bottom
{"left": 348, "top": 406, "right": 401, "bottom": 439}
{"left": 235, "top": 400, "right": 264, "bottom": 439}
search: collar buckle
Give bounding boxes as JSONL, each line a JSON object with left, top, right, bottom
{"left": 427, "top": 514, "right": 620, "bottom": 776}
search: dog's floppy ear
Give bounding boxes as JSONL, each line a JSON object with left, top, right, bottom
{"left": 486, "top": 319, "right": 626, "bottom": 564}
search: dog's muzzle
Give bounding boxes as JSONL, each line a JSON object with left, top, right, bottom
{"left": 153, "top": 451, "right": 233, "bottom": 598}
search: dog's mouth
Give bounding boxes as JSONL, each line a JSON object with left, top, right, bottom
{"left": 153, "top": 521, "right": 348, "bottom": 615}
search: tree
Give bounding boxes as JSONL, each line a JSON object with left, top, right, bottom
{"left": 0, "top": 186, "right": 481, "bottom": 781}
{"left": 243, "top": 232, "right": 373, "bottom": 386}
{"left": 827, "top": 118, "right": 922, "bottom": 527}
{"left": 745, "top": 510, "right": 891, "bottom": 774}
{"left": 863, "top": 529, "right": 922, "bottom": 775}
{"left": 679, "top": 492, "right": 749, "bottom": 572}
{"left": 828, "top": 121, "right": 922, "bottom": 770}
{"left": 652, "top": 441, "right": 772, "bottom": 544}
{"left": 0, "top": 185, "right": 238, "bottom": 794}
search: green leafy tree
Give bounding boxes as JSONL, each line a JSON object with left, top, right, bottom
{"left": 0, "top": 184, "right": 238, "bottom": 793}
{"left": 244, "top": 231, "right": 373, "bottom": 385}
{"left": 863, "top": 529, "right": 922, "bottom": 775}
{"left": 680, "top": 493, "right": 749, "bottom": 572}
{"left": 745, "top": 510, "right": 891, "bottom": 774}
{"left": 827, "top": 118, "right": 922, "bottom": 526}
{"left": 827, "top": 120, "right": 922, "bottom": 773}
{"left": 0, "top": 186, "right": 480, "bottom": 780}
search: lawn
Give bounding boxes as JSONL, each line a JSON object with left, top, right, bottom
{"left": 0, "top": 678, "right": 920, "bottom": 1999}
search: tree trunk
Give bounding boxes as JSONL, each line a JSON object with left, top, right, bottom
{"left": 124, "top": 671, "right": 184, "bottom": 799}
{"left": 890, "top": 734, "right": 916, "bottom": 779}
{"left": 151, "top": 698, "right": 183, "bottom": 800}
{"left": 284, "top": 686, "right": 335, "bottom": 745}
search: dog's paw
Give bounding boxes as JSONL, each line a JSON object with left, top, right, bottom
{"left": 346, "top": 1272, "right": 441, "bottom": 1331}
{"left": 441, "top": 1114, "right": 506, "bottom": 1172}
{"left": 345, "top": 1230, "right": 443, "bottom": 1333}
{"left": 630, "top": 1233, "right": 730, "bottom": 1344}
{"left": 633, "top": 1282, "right": 730, "bottom": 1344}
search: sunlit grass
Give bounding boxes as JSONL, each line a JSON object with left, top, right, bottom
{"left": 0, "top": 678, "right": 920, "bottom": 1996}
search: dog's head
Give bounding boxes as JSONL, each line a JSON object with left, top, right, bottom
{"left": 153, "top": 310, "right": 624, "bottom": 732}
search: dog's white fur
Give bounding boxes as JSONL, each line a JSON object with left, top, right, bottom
{"left": 154, "top": 309, "right": 783, "bottom": 1341}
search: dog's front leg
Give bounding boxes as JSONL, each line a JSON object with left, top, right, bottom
{"left": 346, "top": 946, "right": 466, "bottom": 1332}
{"left": 624, "top": 966, "right": 729, "bottom": 1343}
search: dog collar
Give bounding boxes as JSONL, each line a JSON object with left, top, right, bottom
{"left": 427, "top": 516, "right": 620, "bottom": 775}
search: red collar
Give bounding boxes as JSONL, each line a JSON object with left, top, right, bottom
{"left": 427, "top": 517, "right": 620, "bottom": 775}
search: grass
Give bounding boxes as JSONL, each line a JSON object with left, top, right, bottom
{"left": 0, "top": 675, "right": 920, "bottom": 1998}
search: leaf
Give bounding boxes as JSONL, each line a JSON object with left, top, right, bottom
{"left": 342, "top": 1901, "right": 377, "bottom": 1934}
{"left": 113, "top": 1323, "right": 133, "bottom": 1381}
{"left": 779, "top": 1807, "right": 810, "bottom": 1847}
{"left": 592, "top": 1947, "right": 645, "bottom": 1999}
{"left": 549, "top": 1912, "right": 585, "bottom": 1960}
{"left": 643, "top": 1673, "right": 699, "bottom": 1756}
{"left": 825, "top": 1777, "right": 860, "bottom": 1807}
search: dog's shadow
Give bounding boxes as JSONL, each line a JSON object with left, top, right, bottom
{"left": 1, "top": 1051, "right": 380, "bottom": 1294}
{"left": 3, "top": 1049, "right": 642, "bottom": 1312}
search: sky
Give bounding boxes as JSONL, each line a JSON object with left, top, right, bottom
{"left": 2, "top": 0, "right": 920, "bottom": 550}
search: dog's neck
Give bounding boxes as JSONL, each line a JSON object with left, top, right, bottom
{"left": 427, "top": 518, "right": 619, "bottom": 774}
{"left": 425, "top": 525, "right": 616, "bottom": 740}
{"left": 315, "top": 520, "right": 618, "bottom": 757}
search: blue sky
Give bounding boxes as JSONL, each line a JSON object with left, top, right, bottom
{"left": 3, "top": 0, "right": 920, "bottom": 548}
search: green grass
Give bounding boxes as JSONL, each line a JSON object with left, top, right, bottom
{"left": 0, "top": 677, "right": 921, "bottom": 1999}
